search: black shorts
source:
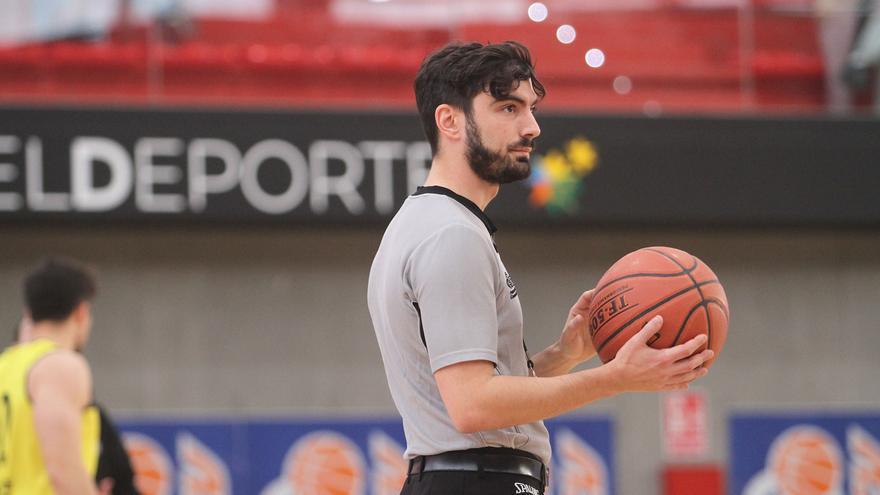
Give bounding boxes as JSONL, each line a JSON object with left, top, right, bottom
{"left": 400, "top": 470, "right": 545, "bottom": 495}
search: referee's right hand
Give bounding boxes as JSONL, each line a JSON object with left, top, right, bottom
{"left": 607, "top": 315, "right": 713, "bottom": 392}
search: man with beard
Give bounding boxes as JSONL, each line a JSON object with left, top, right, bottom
{"left": 367, "top": 41, "right": 713, "bottom": 495}
{"left": 0, "top": 257, "right": 110, "bottom": 495}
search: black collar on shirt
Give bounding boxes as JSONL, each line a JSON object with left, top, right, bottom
{"left": 413, "top": 185, "right": 498, "bottom": 236}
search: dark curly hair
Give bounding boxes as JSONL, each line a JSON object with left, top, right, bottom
{"left": 414, "top": 41, "right": 545, "bottom": 156}
{"left": 24, "top": 257, "right": 96, "bottom": 322}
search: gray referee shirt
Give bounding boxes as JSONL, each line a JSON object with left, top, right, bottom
{"left": 367, "top": 185, "right": 551, "bottom": 464}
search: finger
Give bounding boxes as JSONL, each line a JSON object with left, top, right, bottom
{"left": 571, "top": 289, "right": 595, "bottom": 312}
{"left": 663, "top": 382, "right": 690, "bottom": 391}
{"left": 663, "top": 333, "right": 709, "bottom": 362}
{"left": 671, "top": 349, "right": 714, "bottom": 375}
{"left": 628, "top": 315, "right": 663, "bottom": 346}
{"left": 668, "top": 366, "right": 709, "bottom": 385}
{"left": 565, "top": 313, "right": 586, "bottom": 331}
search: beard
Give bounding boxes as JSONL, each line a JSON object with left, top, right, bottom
{"left": 465, "top": 114, "right": 534, "bottom": 184}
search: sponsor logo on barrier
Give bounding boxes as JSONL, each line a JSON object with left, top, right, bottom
{"left": 743, "top": 425, "right": 844, "bottom": 495}
{"left": 124, "top": 432, "right": 174, "bottom": 495}
{"left": 262, "top": 430, "right": 367, "bottom": 495}
{"left": 847, "top": 425, "right": 880, "bottom": 495}
{"left": 554, "top": 428, "right": 609, "bottom": 495}
{"left": 177, "top": 432, "right": 231, "bottom": 495}
{"left": 124, "top": 431, "right": 233, "bottom": 495}
{"left": 120, "top": 418, "right": 613, "bottom": 495}
{"left": 367, "top": 431, "right": 407, "bottom": 495}
{"left": 738, "top": 423, "right": 880, "bottom": 495}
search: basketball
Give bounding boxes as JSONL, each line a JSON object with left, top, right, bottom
{"left": 588, "top": 246, "right": 729, "bottom": 366}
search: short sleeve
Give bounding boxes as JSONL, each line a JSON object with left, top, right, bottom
{"left": 408, "top": 224, "right": 500, "bottom": 372}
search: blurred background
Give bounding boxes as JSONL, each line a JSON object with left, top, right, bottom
{"left": 1, "top": 1, "right": 879, "bottom": 494}
{"left": 1, "top": 0, "right": 880, "bottom": 113}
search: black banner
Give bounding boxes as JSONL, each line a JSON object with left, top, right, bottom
{"left": 0, "top": 106, "right": 877, "bottom": 228}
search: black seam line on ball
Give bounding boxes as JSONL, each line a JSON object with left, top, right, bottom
{"left": 645, "top": 249, "right": 711, "bottom": 349}
{"left": 706, "top": 297, "right": 730, "bottom": 321}
{"left": 697, "top": 297, "right": 730, "bottom": 349}
{"left": 593, "top": 264, "right": 696, "bottom": 295}
{"left": 672, "top": 301, "right": 706, "bottom": 346}
{"left": 596, "top": 279, "right": 720, "bottom": 354}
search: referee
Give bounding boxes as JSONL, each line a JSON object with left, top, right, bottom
{"left": 367, "top": 41, "right": 714, "bottom": 495}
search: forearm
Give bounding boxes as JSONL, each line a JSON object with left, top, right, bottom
{"left": 531, "top": 288, "right": 599, "bottom": 377}
{"left": 456, "top": 365, "right": 620, "bottom": 432}
{"left": 48, "top": 468, "right": 99, "bottom": 495}
{"left": 34, "top": 410, "right": 98, "bottom": 495}
{"left": 442, "top": 316, "right": 713, "bottom": 434}
{"left": 30, "top": 351, "right": 99, "bottom": 495}
{"left": 530, "top": 341, "right": 579, "bottom": 377}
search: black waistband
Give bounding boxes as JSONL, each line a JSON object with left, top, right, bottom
{"left": 408, "top": 447, "right": 547, "bottom": 486}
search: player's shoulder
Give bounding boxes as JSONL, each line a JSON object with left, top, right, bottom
{"left": 28, "top": 349, "right": 93, "bottom": 408}
{"left": 29, "top": 349, "right": 91, "bottom": 390}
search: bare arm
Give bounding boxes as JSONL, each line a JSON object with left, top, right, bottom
{"left": 30, "top": 350, "right": 102, "bottom": 495}
{"left": 435, "top": 315, "right": 713, "bottom": 433}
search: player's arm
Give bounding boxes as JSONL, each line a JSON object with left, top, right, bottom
{"left": 435, "top": 316, "right": 713, "bottom": 433}
{"left": 530, "top": 289, "right": 597, "bottom": 377}
{"left": 29, "top": 350, "right": 103, "bottom": 495}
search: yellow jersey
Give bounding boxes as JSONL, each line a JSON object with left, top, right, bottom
{"left": 0, "top": 339, "right": 100, "bottom": 495}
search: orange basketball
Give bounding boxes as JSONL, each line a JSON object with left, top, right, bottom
{"left": 588, "top": 246, "right": 729, "bottom": 365}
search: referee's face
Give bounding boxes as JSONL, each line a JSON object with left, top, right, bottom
{"left": 465, "top": 80, "right": 541, "bottom": 184}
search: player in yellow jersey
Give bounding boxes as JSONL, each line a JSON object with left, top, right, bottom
{"left": 0, "top": 257, "right": 109, "bottom": 495}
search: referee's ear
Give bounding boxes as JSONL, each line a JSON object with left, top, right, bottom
{"left": 435, "top": 104, "right": 464, "bottom": 146}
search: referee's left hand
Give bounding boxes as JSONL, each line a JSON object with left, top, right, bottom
{"left": 556, "top": 289, "right": 597, "bottom": 365}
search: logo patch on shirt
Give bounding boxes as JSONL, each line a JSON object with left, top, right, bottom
{"left": 505, "top": 271, "right": 518, "bottom": 299}
{"left": 514, "top": 482, "right": 540, "bottom": 495}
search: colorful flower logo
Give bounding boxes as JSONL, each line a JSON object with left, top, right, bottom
{"left": 527, "top": 137, "right": 598, "bottom": 214}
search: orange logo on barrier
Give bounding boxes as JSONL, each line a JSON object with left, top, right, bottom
{"left": 744, "top": 425, "right": 844, "bottom": 495}
{"left": 262, "top": 431, "right": 366, "bottom": 495}
{"left": 848, "top": 425, "right": 880, "bottom": 495}
{"left": 554, "top": 429, "right": 609, "bottom": 495}
{"left": 368, "top": 431, "right": 407, "bottom": 495}
{"left": 177, "top": 432, "right": 231, "bottom": 495}
{"left": 124, "top": 432, "right": 174, "bottom": 495}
